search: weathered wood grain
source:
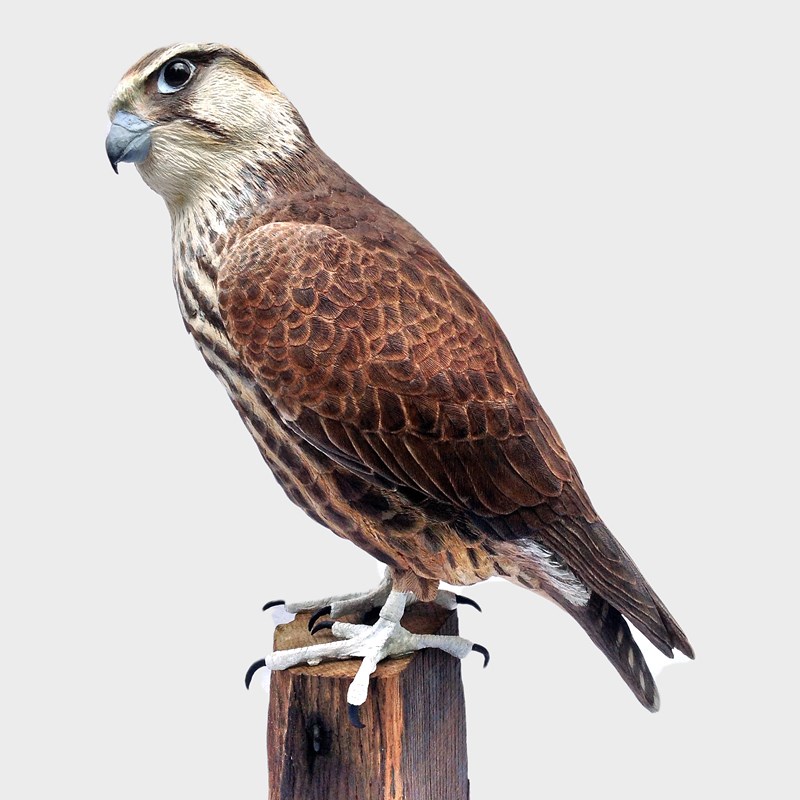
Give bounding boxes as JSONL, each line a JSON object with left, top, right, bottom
{"left": 267, "top": 604, "right": 469, "bottom": 799}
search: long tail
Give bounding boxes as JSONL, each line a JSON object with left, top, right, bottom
{"left": 553, "top": 590, "right": 661, "bottom": 711}
{"left": 489, "top": 512, "right": 693, "bottom": 709}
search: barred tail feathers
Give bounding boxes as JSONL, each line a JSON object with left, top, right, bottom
{"left": 556, "top": 590, "right": 661, "bottom": 712}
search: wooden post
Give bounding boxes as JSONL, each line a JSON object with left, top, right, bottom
{"left": 267, "top": 603, "right": 469, "bottom": 800}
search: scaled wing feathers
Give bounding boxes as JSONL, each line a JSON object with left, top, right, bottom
{"left": 218, "top": 222, "right": 579, "bottom": 517}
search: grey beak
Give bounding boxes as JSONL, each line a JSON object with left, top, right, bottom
{"left": 106, "top": 111, "right": 154, "bottom": 173}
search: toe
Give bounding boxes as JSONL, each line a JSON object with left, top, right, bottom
{"left": 455, "top": 594, "right": 482, "bottom": 612}
{"left": 348, "top": 703, "right": 365, "bottom": 729}
{"left": 310, "top": 620, "right": 335, "bottom": 636}
{"left": 245, "top": 658, "right": 267, "bottom": 689}
{"left": 471, "top": 643, "right": 490, "bottom": 667}
{"left": 307, "top": 605, "right": 332, "bottom": 631}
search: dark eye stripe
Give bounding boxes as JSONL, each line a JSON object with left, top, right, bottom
{"left": 150, "top": 47, "right": 269, "bottom": 84}
{"left": 144, "top": 106, "right": 228, "bottom": 139}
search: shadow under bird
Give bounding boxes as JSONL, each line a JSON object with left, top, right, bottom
{"left": 107, "top": 43, "right": 693, "bottom": 726}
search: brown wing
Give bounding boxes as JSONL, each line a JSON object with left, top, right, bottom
{"left": 217, "top": 221, "right": 588, "bottom": 516}
{"left": 217, "top": 221, "right": 692, "bottom": 658}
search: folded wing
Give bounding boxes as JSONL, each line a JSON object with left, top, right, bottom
{"left": 218, "top": 221, "right": 692, "bottom": 660}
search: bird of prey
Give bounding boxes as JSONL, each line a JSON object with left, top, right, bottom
{"left": 107, "top": 43, "right": 693, "bottom": 724}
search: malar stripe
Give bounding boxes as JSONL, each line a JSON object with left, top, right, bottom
{"left": 184, "top": 116, "right": 228, "bottom": 139}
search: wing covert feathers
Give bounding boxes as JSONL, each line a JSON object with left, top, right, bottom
{"left": 217, "top": 222, "right": 583, "bottom": 519}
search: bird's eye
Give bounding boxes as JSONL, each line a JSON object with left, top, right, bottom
{"left": 157, "top": 59, "right": 195, "bottom": 94}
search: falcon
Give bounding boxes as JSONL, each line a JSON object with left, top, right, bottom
{"left": 106, "top": 43, "right": 693, "bottom": 724}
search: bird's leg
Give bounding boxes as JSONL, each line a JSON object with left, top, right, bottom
{"left": 263, "top": 568, "right": 481, "bottom": 629}
{"left": 248, "top": 588, "right": 488, "bottom": 727}
{"left": 285, "top": 569, "right": 393, "bottom": 620}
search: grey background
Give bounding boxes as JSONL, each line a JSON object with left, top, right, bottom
{"left": 2, "top": 2, "right": 797, "bottom": 797}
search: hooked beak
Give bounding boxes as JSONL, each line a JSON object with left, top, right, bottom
{"left": 106, "top": 111, "right": 154, "bottom": 173}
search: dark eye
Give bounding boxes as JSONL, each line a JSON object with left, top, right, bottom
{"left": 157, "top": 58, "right": 195, "bottom": 94}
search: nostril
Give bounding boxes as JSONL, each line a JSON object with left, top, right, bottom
{"left": 110, "top": 110, "right": 154, "bottom": 133}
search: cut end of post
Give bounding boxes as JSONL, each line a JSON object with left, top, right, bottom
{"left": 266, "top": 603, "right": 470, "bottom": 799}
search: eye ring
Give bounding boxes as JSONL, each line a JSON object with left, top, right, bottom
{"left": 157, "top": 58, "right": 196, "bottom": 94}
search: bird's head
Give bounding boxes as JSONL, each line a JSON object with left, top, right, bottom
{"left": 106, "top": 43, "right": 311, "bottom": 207}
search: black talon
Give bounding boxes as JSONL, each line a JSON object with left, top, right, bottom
{"left": 455, "top": 595, "right": 482, "bottom": 613}
{"left": 262, "top": 599, "right": 285, "bottom": 611}
{"left": 472, "top": 643, "right": 490, "bottom": 668}
{"left": 348, "top": 703, "right": 365, "bottom": 729}
{"left": 307, "top": 605, "right": 332, "bottom": 632}
{"left": 245, "top": 658, "right": 267, "bottom": 689}
{"left": 311, "top": 620, "right": 335, "bottom": 636}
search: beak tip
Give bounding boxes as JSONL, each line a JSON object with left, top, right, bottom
{"left": 106, "top": 111, "right": 153, "bottom": 174}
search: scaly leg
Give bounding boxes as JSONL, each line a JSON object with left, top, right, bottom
{"left": 262, "top": 568, "right": 481, "bottom": 631}
{"left": 247, "top": 588, "right": 488, "bottom": 727}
